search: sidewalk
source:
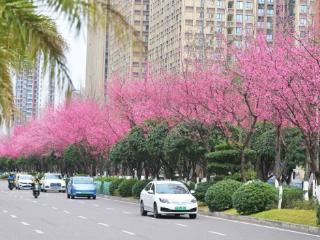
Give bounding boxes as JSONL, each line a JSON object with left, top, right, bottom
{"left": 99, "top": 194, "right": 320, "bottom": 235}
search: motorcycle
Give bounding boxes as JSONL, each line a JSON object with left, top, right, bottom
{"left": 8, "top": 179, "right": 14, "bottom": 190}
{"left": 32, "top": 182, "right": 40, "bottom": 198}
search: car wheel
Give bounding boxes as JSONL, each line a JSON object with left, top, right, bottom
{"left": 43, "top": 189, "right": 47, "bottom": 193}
{"left": 189, "top": 214, "right": 197, "bottom": 219}
{"left": 71, "top": 195, "right": 75, "bottom": 199}
{"left": 87, "top": 196, "right": 91, "bottom": 199}
{"left": 140, "top": 201, "right": 147, "bottom": 216}
{"left": 62, "top": 190, "right": 66, "bottom": 193}
{"left": 92, "top": 196, "right": 96, "bottom": 200}
{"left": 153, "top": 203, "right": 160, "bottom": 218}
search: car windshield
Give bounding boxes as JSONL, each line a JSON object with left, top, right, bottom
{"left": 46, "top": 175, "right": 62, "bottom": 180}
{"left": 73, "top": 177, "right": 93, "bottom": 184}
{"left": 20, "top": 175, "right": 33, "bottom": 180}
{"left": 156, "top": 183, "right": 189, "bottom": 194}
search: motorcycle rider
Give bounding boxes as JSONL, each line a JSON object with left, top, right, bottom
{"left": 7, "top": 173, "right": 15, "bottom": 188}
{"left": 32, "top": 175, "right": 41, "bottom": 198}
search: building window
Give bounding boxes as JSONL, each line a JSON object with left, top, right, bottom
{"left": 236, "top": 14, "right": 243, "bottom": 22}
{"left": 245, "top": 15, "right": 252, "bottom": 22}
{"left": 186, "top": 6, "right": 194, "bottom": 12}
{"left": 300, "top": 4, "right": 307, "bottom": 13}
{"left": 216, "top": 0, "right": 224, "bottom": 7}
{"left": 236, "top": 27, "right": 242, "bottom": 35}
{"left": 300, "top": 18, "right": 307, "bottom": 26}
{"left": 236, "top": 1, "right": 244, "bottom": 9}
{"left": 258, "top": 0, "right": 265, "bottom": 3}
{"left": 216, "top": 13, "right": 224, "bottom": 20}
{"left": 185, "top": 19, "right": 193, "bottom": 26}
{"left": 216, "top": 26, "right": 222, "bottom": 32}
{"left": 267, "top": 9, "right": 273, "bottom": 15}
{"left": 267, "top": 0, "right": 273, "bottom": 3}
{"left": 258, "top": 9, "right": 264, "bottom": 15}
{"left": 245, "top": 2, "right": 253, "bottom": 9}
{"left": 267, "top": 34, "right": 273, "bottom": 42}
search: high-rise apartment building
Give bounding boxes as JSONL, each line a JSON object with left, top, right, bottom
{"left": 14, "top": 59, "right": 41, "bottom": 124}
{"left": 148, "top": 0, "right": 316, "bottom": 74}
{"left": 106, "top": 0, "right": 150, "bottom": 80}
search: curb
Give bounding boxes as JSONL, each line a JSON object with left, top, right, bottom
{"left": 200, "top": 211, "right": 320, "bottom": 235}
{"left": 99, "top": 194, "right": 320, "bottom": 235}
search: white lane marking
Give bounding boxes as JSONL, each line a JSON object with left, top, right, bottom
{"left": 34, "top": 229, "right": 44, "bottom": 234}
{"left": 200, "top": 215, "right": 320, "bottom": 238}
{"left": 98, "top": 197, "right": 137, "bottom": 205}
{"left": 106, "top": 208, "right": 113, "bottom": 210}
{"left": 93, "top": 204, "right": 99, "bottom": 207}
{"left": 2, "top": 210, "right": 8, "bottom": 213}
{"left": 98, "top": 223, "right": 109, "bottom": 227}
{"left": 78, "top": 216, "right": 87, "bottom": 220}
{"left": 175, "top": 223, "right": 188, "bottom": 228}
{"left": 10, "top": 214, "right": 17, "bottom": 219}
{"left": 41, "top": 203, "right": 47, "bottom": 207}
{"left": 21, "top": 222, "right": 30, "bottom": 226}
{"left": 208, "top": 231, "right": 226, "bottom": 236}
{"left": 32, "top": 200, "right": 37, "bottom": 203}
{"left": 63, "top": 210, "right": 70, "bottom": 214}
{"left": 51, "top": 206, "right": 58, "bottom": 210}
{"left": 122, "top": 230, "right": 136, "bottom": 236}
{"left": 122, "top": 211, "right": 131, "bottom": 215}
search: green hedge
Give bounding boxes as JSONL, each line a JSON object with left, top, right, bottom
{"left": 194, "top": 182, "right": 213, "bottom": 202}
{"left": 205, "top": 180, "right": 242, "bottom": 212}
{"left": 317, "top": 205, "right": 320, "bottom": 225}
{"left": 282, "top": 188, "right": 303, "bottom": 209}
{"left": 132, "top": 180, "right": 151, "bottom": 198}
{"left": 118, "top": 179, "right": 139, "bottom": 197}
{"left": 109, "top": 178, "right": 124, "bottom": 196}
{"left": 232, "top": 181, "right": 277, "bottom": 215}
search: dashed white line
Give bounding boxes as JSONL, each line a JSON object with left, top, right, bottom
{"left": 78, "top": 216, "right": 87, "bottom": 220}
{"left": 34, "top": 230, "right": 44, "bottom": 234}
{"left": 2, "top": 210, "right": 8, "bottom": 213}
{"left": 63, "top": 210, "right": 70, "bottom": 214}
{"left": 41, "top": 203, "right": 47, "bottom": 207}
{"left": 10, "top": 214, "right": 17, "bottom": 219}
{"left": 97, "top": 223, "right": 109, "bottom": 227}
{"left": 32, "top": 200, "right": 37, "bottom": 203}
{"left": 122, "top": 211, "right": 131, "bottom": 215}
{"left": 93, "top": 204, "right": 99, "bottom": 207}
{"left": 208, "top": 231, "right": 226, "bottom": 236}
{"left": 106, "top": 207, "right": 113, "bottom": 210}
{"left": 122, "top": 230, "right": 136, "bottom": 236}
{"left": 51, "top": 206, "right": 58, "bottom": 210}
{"left": 21, "top": 222, "right": 30, "bottom": 226}
{"left": 175, "top": 223, "right": 188, "bottom": 228}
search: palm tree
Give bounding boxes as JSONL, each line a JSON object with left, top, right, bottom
{"left": 0, "top": 0, "right": 135, "bottom": 123}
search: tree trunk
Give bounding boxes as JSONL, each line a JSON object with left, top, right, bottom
{"left": 274, "top": 125, "right": 283, "bottom": 209}
{"left": 240, "top": 149, "right": 246, "bottom": 182}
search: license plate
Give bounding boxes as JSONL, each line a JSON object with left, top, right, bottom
{"left": 175, "top": 206, "right": 186, "bottom": 211}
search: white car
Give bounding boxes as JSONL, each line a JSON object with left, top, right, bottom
{"left": 140, "top": 180, "right": 198, "bottom": 219}
{"left": 41, "top": 173, "right": 66, "bottom": 192}
{"left": 16, "top": 174, "right": 34, "bottom": 190}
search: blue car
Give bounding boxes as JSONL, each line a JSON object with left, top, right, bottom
{"left": 67, "top": 176, "right": 97, "bottom": 199}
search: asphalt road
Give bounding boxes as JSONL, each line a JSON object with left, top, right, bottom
{"left": 0, "top": 181, "right": 319, "bottom": 240}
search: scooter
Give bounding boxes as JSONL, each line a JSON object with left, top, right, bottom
{"left": 32, "top": 183, "right": 40, "bottom": 198}
{"left": 8, "top": 179, "right": 14, "bottom": 190}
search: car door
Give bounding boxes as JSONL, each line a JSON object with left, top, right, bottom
{"left": 141, "top": 183, "right": 152, "bottom": 210}
{"left": 67, "top": 178, "right": 73, "bottom": 194}
{"left": 145, "top": 183, "right": 155, "bottom": 210}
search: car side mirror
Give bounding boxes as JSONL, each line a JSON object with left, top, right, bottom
{"left": 190, "top": 190, "right": 195, "bottom": 194}
{"left": 147, "top": 189, "right": 154, "bottom": 194}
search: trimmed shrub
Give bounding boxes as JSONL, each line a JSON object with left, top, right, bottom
{"left": 118, "top": 179, "right": 139, "bottom": 197}
{"left": 109, "top": 178, "right": 124, "bottom": 196}
{"left": 292, "top": 200, "right": 317, "bottom": 210}
{"left": 282, "top": 188, "right": 303, "bottom": 209}
{"left": 232, "top": 181, "right": 277, "bottom": 215}
{"left": 205, "top": 180, "right": 242, "bottom": 212}
{"left": 317, "top": 205, "right": 320, "bottom": 225}
{"left": 194, "top": 182, "right": 213, "bottom": 202}
{"left": 132, "top": 180, "right": 151, "bottom": 198}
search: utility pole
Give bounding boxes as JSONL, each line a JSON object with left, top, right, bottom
{"left": 200, "top": 0, "right": 206, "bottom": 66}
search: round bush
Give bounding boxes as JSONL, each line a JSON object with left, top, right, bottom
{"left": 132, "top": 180, "right": 151, "bottom": 198}
{"left": 282, "top": 187, "right": 303, "bottom": 209}
{"left": 109, "top": 178, "right": 124, "bottom": 196}
{"left": 232, "top": 181, "right": 277, "bottom": 215}
{"left": 194, "top": 182, "right": 213, "bottom": 202}
{"left": 118, "top": 179, "right": 139, "bottom": 197}
{"left": 205, "top": 180, "right": 242, "bottom": 212}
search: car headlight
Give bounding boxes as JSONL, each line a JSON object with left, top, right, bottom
{"left": 159, "top": 198, "right": 170, "bottom": 203}
{"left": 191, "top": 198, "right": 197, "bottom": 203}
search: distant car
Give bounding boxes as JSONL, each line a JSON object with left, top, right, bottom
{"left": 67, "top": 176, "right": 96, "bottom": 199}
{"left": 16, "top": 174, "right": 34, "bottom": 190}
{"left": 139, "top": 180, "right": 198, "bottom": 219}
{"left": 41, "top": 173, "right": 66, "bottom": 192}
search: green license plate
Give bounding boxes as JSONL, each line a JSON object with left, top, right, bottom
{"left": 175, "top": 206, "right": 187, "bottom": 211}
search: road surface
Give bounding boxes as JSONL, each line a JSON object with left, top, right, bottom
{"left": 0, "top": 181, "right": 318, "bottom": 240}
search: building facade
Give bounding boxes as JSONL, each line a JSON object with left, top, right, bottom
{"left": 14, "top": 60, "right": 41, "bottom": 124}
{"left": 148, "top": 0, "right": 317, "bottom": 74}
